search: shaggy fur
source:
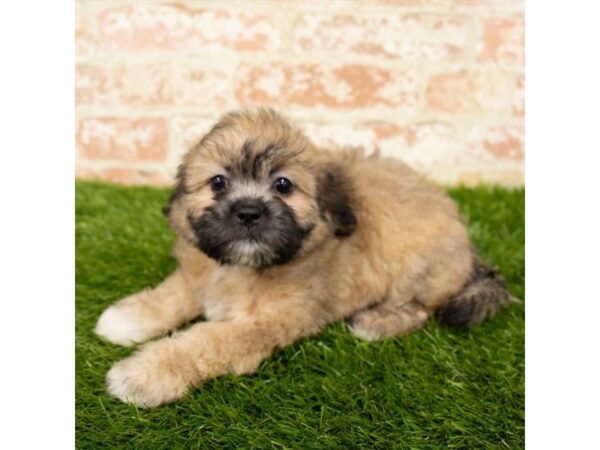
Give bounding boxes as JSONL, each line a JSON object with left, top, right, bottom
{"left": 95, "top": 108, "right": 510, "bottom": 407}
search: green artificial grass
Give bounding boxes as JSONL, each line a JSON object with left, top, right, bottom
{"left": 76, "top": 181, "right": 524, "bottom": 449}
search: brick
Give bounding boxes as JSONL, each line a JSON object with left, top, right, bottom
{"left": 235, "top": 63, "right": 419, "bottom": 110}
{"left": 453, "top": 0, "right": 523, "bottom": 12}
{"left": 169, "top": 117, "right": 219, "bottom": 174}
{"left": 302, "top": 121, "right": 470, "bottom": 170}
{"left": 77, "top": 118, "right": 168, "bottom": 162}
{"left": 426, "top": 70, "right": 521, "bottom": 114}
{"left": 369, "top": 122, "right": 473, "bottom": 168}
{"left": 75, "top": 63, "right": 172, "bottom": 106}
{"left": 76, "top": 167, "right": 169, "bottom": 186}
{"left": 426, "top": 71, "right": 477, "bottom": 113}
{"left": 303, "top": 119, "right": 523, "bottom": 173}
{"left": 76, "top": 64, "right": 110, "bottom": 105}
{"left": 112, "top": 63, "right": 172, "bottom": 106}
{"left": 513, "top": 73, "right": 524, "bottom": 116}
{"left": 294, "top": 13, "right": 471, "bottom": 62}
{"left": 467, "top": 123, "right": 524, "bottom": 160}
{"left": 370, "top": 120, "right": 524, "bottom": 186}
{"left": 172, "top": 64, "right": 230, "bottom": 108}
{"left": 302, "top": 122, "right": 378, "bottom": 151}
{"left": 97, "top": 4, "right": 281, "bottom": 52}
{"left": 376, "top": 1, "right": 424, "bottom": 4}
{"left": 477, "top": 18, "right": 525, "bottom": 63}
{"left": 75, "top": 3, "right": 94, "bottom": 57}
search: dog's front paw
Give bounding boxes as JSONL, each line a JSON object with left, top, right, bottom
{"left": 95, "top": 306, "right": 151, "bottom": 346}
{"left": 106, "top": 342, "right": 195, "bottom": 407}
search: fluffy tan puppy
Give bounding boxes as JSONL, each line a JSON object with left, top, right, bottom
{"left": 95, "top": 108, "right": 510, "bottom": 407}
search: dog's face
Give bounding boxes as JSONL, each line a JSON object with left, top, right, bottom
{"left": 166, "top": 109, "right": 356, "bottom": 268}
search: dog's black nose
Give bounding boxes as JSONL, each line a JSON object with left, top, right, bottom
{"left": 233, "top": 202, "right": 265, "bottom": 227}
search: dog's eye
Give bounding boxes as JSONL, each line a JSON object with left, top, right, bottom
{"left": 273, "top": 177, "right": 293, "bottom": 195}
{"left": 210, "top": 175, "right": 228, "bottom": 191}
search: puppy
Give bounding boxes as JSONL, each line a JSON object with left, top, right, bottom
{"left": 95, "top": 108, "right": 510, "bottom": 407}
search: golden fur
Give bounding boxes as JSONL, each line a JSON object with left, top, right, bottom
{"left": 95, "top": 109, "right": 509, "bottom": 407}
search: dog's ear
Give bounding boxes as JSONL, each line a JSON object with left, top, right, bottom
{"left": 317, "top": 165, "right": 357, "bottom": 237}
{"left": 162, "top": 165, "right": 187, "bottom": 216}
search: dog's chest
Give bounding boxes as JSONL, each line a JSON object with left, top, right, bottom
{"left": 196, "top": 267, "right": 262, "bottom": 322}
{"left": 202, "top": 296, "right": 236, "bottom": 321}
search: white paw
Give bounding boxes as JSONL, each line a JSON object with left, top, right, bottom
{"left": 106, "top": 359, "right": 156, "bottom": 407}
{"left": 94, "top": 306, "right": 147, "bottom": 346}
{"left": 106, "top": 346, "right": 191, "bottom": 408}
{"left": 348, "top": 322, "right": 383, "bottom": 342}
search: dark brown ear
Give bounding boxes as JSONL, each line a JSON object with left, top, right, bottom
{"left": 162, "top": 164, "right": 187, "bottom": 216}
{"left": 317, "top": 165, "right": 357, "bottom": 237}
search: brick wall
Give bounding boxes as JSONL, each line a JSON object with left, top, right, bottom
{"left": 75, "top": 0, "right": 524, "bottom": 187}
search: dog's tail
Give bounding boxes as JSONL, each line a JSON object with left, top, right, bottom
{"left": 436, "top": 258, "right": 512, "bottom": 327}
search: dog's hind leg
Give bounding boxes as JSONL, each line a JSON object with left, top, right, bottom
{"left": 349, "top": 293, "right": 428, "bottom": 341}
{"left": 348, "top": 247, "right": 472, "bottom": 341}
{"left": 95, "top": 270, "right": 202, "bottom": 346}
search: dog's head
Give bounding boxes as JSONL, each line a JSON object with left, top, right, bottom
{"left": 166, "top": 109, "right": 357, "bottom": 268}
